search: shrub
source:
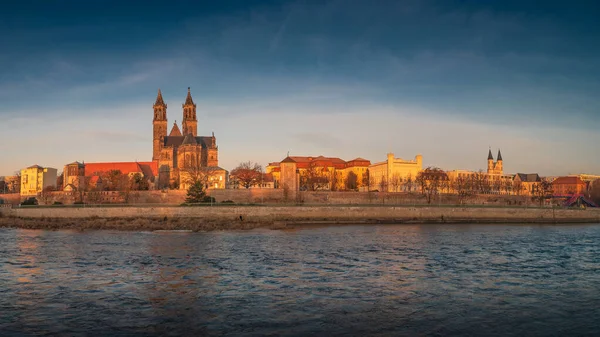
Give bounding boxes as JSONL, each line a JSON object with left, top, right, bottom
{"left": 53, "top": 201, "right": 63, "bottom": 205}
{"left": 73, "top": 201, "right": 85, "bottom": 205}
{"left": 20, "top": 197, "right": 38, "bottom": 206}
{"left": 202, "top": 196, "right": 216, "bottom": 203}
{"left": 221, "top": 200, "right": 234, "bottom": 204}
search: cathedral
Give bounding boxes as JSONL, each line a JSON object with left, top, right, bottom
{"left": 153, "top": 88, "right": 225, "bottom": 190}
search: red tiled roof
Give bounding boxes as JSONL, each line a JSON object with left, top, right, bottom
{"left": 84, "top": 161, "right": 158, "bottom": 177}
{"left": 552, "top": 176, "right": 586, "bottom": 185}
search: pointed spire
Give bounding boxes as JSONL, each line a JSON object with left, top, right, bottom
{"left": 488, "top": 148, "right": 494, "bottom": 160}
{"left": 169, "top": 122, "right": 182, "bottom": 137}
{"left": 155, "top": 89, "right": 166, "bottom": 106}
{"left": 497, "top": 149, "right": 503, "bottom": 161}
{"left": 184, "top": 87, "right": 195, "bottom": 105}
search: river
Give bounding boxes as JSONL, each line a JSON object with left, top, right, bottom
{"left": 1, "top": 224, "right": 599, "bottom": 336}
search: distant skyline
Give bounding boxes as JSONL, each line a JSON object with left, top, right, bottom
{"left": 1, "top": 0, "right": 599, "bottom": 176}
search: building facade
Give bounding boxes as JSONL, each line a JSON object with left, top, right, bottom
{"left": 368, "top": 153, "right": 422, "bottom": 192}
{"left": 552, "top": 176, "right": 587, "bottom": 196}
{"left": 20, "top": 165, "right": 58, "bottom": 196}
{"left": 513, "top": 173, "right": 542, "bottom": 196}
{"left": 269, "top": 156, "right": 371, "bottom": 191}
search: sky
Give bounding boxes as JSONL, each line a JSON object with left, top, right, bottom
{"left": 0, "top": 0, "right": 599, "bottom": 176}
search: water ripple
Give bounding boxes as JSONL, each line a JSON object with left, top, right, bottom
{"left": 1, "top": 224, "right": 600, "bottom": 335}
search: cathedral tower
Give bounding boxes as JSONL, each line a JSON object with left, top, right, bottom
{"left": 182, "top": 87, "right": 197, "bottom": 137}
{"left": 153, "top": 89, "right": 168, "bottom": 161}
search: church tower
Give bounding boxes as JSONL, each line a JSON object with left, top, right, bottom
{"left": 487, "top": 148, "right": 494, "bottom": 174}
{"left": 153, "top": 89, "right": 168, "bottom": 161}
{"left": 496, "top": 149, "right": 503, "bottom": 174}
{"left": 182, "top": 87, "right": 197, "bottom": 137}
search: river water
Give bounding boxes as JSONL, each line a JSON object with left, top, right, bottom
{"left": 1, "top": 224, "right": 600, "bottom": 336}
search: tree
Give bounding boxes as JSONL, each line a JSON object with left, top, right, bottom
{"left": 180, "top": 154, "right": 208, "bottom": 188}
{"left": 403, "top": 173, "right": 414, "bottom": 193}
{"left": 453, "top": 175, "right": 473, "bottom": 204}
{"left": 362, "top": 169, "right": 371, "bottom": 191}
{"left": 56, "top": 172, "right": 64, "bottom": 190}
{"left": 533, "top": 178, "right": 553, "bottom": 206}
{"left": 130, "top": 173, "right": 150, "bottom": 191}
{"left": 300, "top": 165, "right": 330, "bottom": 191}
{"left": 378, "top": 174, "right": 388, "bottom": 192}
{"left": 473, "top": 170, "right": 490, "bottom": 194}
{"left": 39, "top": 185, "right": 56, "bottom": 205}
{"left": 185, "top": 181, "right": 206, "bottom": 203}
{"left": 103, "top": 170, "right": 125, "bottom": 191}
{"left": 390, "top": 173, "right": 402, "bottom": 192}
{"left": 345, "top": 171, "right": 359, "bottom": 191}
{"left": 588, "top": 179, "right": 600, "bottom": 206}
{"left": 12, "top": 171, "right": 21, "bottom": 194}
{"left": 513, "top": 179, "right": 523, "bottom": 196}
{"left": 416, "top": 167, "right": 449, "bottom": 204}
{"left": 231, "top": 161, "right": 262, "bottom": 189}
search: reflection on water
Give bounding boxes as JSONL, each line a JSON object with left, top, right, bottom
{"left": 1, "top": 224, "right": 600, "bottom": 336}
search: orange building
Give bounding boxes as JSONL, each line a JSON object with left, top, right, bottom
{"left": 552, "top": 176, "right": 587, "bottom": 196}
{"left": 267, "top": 155, "right": 370, "bottom": 191}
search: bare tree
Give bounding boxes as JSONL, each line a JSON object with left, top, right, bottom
{"left": 533, "top": 178, "right": 553, "bottom": 206}
{"left": 180, "top": 155, "right": 208, "bottom": 187}
{"left": 378, "top": 174, "right": 388, "bottom": 192}
{"left": 300, "top": 165, "right": 330, "bottom": 191}
{"left": 390, "top": 173, "right": 402, "bottom": 192}
{"left": 453, "top": 175, "right": 473, "bottom": 204}
{"left": 403, "top": 173, "right": 414, "bottom": 193}
{"left": 56, "top": 172, "right": 64, "bottom": 190}
{"left": 492, "top": 178, "right": 502, "bottom": 195}
{"left": 513, "top": 180, "right": 523, "bottom": 196}
{"left": 416, "top": 167, "right": 449, "bottom": 204}
{"left": 230, "top": 161, "right": 263, "bottom": 189}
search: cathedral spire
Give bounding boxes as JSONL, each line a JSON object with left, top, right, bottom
{"left": 155, "top": 89, "right": 166, "bottom": 107}
{"left": 184, "top": 87, "right": 195, "bottom": 106}
{"left": 497, "top": 149, "right": 503, "bottom": 161}
{"left": 488, "top": 148, "right": 494, "bottom": 161}
{"left": 182, "top": 87, "right": 198, "bottom": 137}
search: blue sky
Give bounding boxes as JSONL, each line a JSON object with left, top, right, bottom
{"left": 1, "top": 0, "right": 599, "bottom": 176}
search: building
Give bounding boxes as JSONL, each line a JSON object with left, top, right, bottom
{"left": 368, "top": 153, "right": 422, "bottom": 192}
{"left": 152, "top": 88, "right": 227, "bottom": 189}
{"left": 513, "top": 173, "right": 542, "bottom": 196}
{"left": 20, "top": 165, "right": 58, "bottom": 196}
{"left": 62, "top": 161, "right": 158, "bottom": 191}
{"left": 552, "top": 176, "right": 587, "bottom": 196}
{"left": 270, "top": 155, "right": 371, "bottom": 191}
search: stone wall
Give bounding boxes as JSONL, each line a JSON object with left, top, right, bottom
{"left": 17, "top": 188, "right": 557, "bottom": 207}
{"left": 2, "top": 205, "right": 600, "bottom": 224}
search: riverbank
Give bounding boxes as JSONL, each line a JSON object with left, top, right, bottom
{"left": 1, "top": 205, "right": 599, "bottom": 230}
